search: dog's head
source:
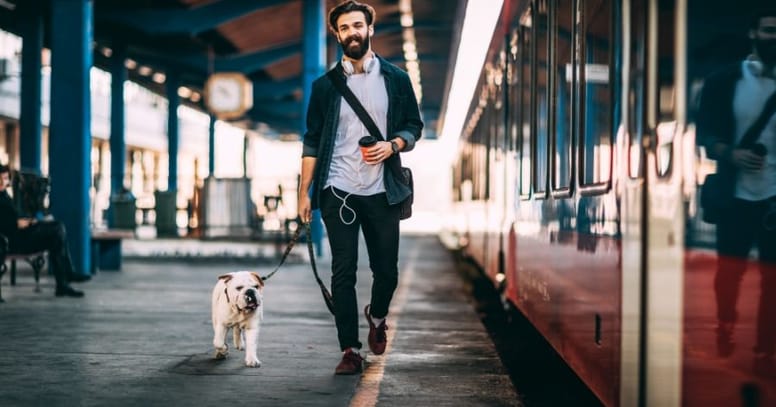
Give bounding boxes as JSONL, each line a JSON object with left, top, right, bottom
{"left": 218, "top": 271, "right": 264, "bottom": 313}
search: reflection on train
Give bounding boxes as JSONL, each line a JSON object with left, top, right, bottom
{"left": 0, "top": 33, "right": 300, "bottom": 238}
{"left": 441, "top": 0, "right": 776, "bottom": 405}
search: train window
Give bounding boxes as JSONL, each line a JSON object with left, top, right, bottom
{"left": 519, "top": 23, "right": 533, "bottom": 199}
{"left": 579, "top": 0, "right": 613, "bottom": 186}
{"left": 627, "top": 0, "right": 647, "bottom": 179}
{"left": 534, "top": 2, "right": 550, "bottom": 196}
{"left": 508, "top": 28, "right": 519, "bottom": 153}
{"left": 654, "top": 0, "right": 677, "bottom": 178}
{"left": 552, "top": 0, "right": 574, "bottom": 192}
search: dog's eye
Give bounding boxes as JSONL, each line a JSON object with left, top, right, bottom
{"left": 252, "top": 285, "right": 259, "bottom": 289}
{"left": 235, "top": 286, "right": 244, "bottom": 291}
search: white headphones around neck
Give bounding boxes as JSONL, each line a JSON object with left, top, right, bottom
{"left": 342, "top": 54, "right": 376, "bottom": 76}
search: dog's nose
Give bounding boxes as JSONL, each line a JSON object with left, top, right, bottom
{"left": 245, "top": 290, "right": 257, "bottom": 304}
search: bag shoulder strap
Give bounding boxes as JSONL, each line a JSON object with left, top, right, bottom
{"left": 326, "top": 69, "right": 385, "bottom": 142}
{"left": 739, "top": 90, "right": 776, "bottom": 148}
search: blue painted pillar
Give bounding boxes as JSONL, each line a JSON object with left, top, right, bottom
{"left": 208, "top": 114, "right": 216, "bottom": 176}
{"left": 108, "top": 43, "right": 127, "bottom": 228}
{"left": 166, "top": 70, "right": 179, "bottom": 192}
{"left": 302, "top": 0, "right": 326, "bottom": 255}
{"left": 19, "top": 5, "right": 43, "bottom": 173}
{"left": 50, "top": 0, "right": 92, "bottom": 277}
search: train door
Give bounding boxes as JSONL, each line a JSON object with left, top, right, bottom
{"left": 619, "top": 0, "right": 686, "bottom": 406}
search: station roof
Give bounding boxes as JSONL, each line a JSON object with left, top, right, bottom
{"left": 0, "top": 0, "right": 458, "bottom": 138}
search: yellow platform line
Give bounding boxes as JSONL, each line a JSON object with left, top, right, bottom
{"left": 349, "top": 246, "right": 419, "bottom": 407}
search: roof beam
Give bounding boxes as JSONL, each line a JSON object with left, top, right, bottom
{"left": 215, "top": 42, "right": 300, "bottom": 73}
{"left": 385, "top": 54, "right": 447, "bottom": 65}
{"left": 251, "top": 100, "right": 300, "bottom": 117}
{"left": 374, "top": 21, "right": 448, "bottom": 36}
{"left": 97, "top": 0, "right": 288, "bottom": 36}
{"left": 253, "top": 77, "right": 301, "bottom": 100}
{"left": 126, "top": 42, "right": 300, "bottom": 75}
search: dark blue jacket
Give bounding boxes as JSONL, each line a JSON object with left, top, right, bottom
{"left": 301, "top": 55, "right": 423, "bottom": 209}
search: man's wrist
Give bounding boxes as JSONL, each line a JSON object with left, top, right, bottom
{"left": 390, "top": 140, "right": 400, "bottom": 155}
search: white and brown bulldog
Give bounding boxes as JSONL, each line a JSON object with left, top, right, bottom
{"left": 211, "top": 271, "right": 264, "bottom": 367}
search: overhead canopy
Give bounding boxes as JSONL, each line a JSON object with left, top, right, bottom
{"left": 0, "top": 0, "right": 457, "bottom": 138}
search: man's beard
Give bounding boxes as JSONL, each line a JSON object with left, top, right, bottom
{"left": 755, "top": 39, "right": 776, "bottom": 67}
{"left": 340, "top": 33, "right": 370, "bottom": 60}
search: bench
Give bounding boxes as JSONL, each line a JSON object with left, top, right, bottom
{"left": 91, "top": 229, "right": 135, "bottom": 274}
{"left": 0, "top": 252, "right": 47, "bottom": 302}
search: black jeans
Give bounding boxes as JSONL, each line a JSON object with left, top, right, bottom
{"left": 320, "top": 186, "right": 400, "bottom": 351}
{"left": 715, "top": 198, "right": 776, "bottom": 356}
{"left": 10, "top": 221, "right": 76, "bottom": 287}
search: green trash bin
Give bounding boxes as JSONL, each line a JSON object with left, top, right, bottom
{"left": 155, "top": 190, "right": 178, "bottom": 237}
{"left": 110, "top": 192, "right": 137, "bottom": 230}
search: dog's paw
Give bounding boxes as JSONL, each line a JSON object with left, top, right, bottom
{"left": 214, "top": 347, "right": 229, "bottom": 360}
{"left": 245, "top": 356, "right": 262, "bottom": 368}
{"left": 235, "top": 342, "right": 245, "bottom": 351}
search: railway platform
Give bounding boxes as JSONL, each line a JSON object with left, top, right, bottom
{"left": 0, "top": 235, "right": 519, "bottom": 406}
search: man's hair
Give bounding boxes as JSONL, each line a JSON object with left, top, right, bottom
{"left": 0, "top": 163, "right": 9, "bottom": 175}
{"left": 750, "top": 7, "right": 776, "bottom": 30}
{"left": 328, "top": 0, "right": 376, "bottom": 32}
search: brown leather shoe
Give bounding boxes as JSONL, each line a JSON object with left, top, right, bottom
{"left": 334, "top": 349, "right": 364, "bottom": 375}
{"left": 365, "top": 304, "right": 388, "bottom": 355}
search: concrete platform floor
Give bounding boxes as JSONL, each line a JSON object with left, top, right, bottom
{"left": 0, "top": 235, "right": 519, "bottom": 407}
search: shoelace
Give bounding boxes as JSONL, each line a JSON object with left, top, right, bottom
{"left": 345, "top": 351, "right": 364, "bottom": 363}
{"left": 376, "top": 324, "right": 388, "bottom": 342}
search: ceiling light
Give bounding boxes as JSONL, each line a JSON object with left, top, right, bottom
{"left": 138, "top": 66, "right": 152, "bottom": 76}
{"left": 152, "top": 72, "right": 166, "bottom": 84}
{"left": 400, "top": 14, "right": 414, "bottom": 28}
{"left": 125, "top": 58, "right": 137, "bottom": 70}
{"left": 177, "top": 86, "right": 192, "bottom": 98}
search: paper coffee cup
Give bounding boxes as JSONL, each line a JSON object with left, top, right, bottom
{"left": 359, "top": 136, "right": 377, "bottom": 160}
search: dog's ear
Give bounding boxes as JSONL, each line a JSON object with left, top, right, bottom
{"left": 250, "top": 272, "right": 265, "bottom": 287}
{"left": 218, "top": 273, "right": 233, "bottom": 283}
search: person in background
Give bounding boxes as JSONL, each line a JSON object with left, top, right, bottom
{"left": 697, "top": 7, "right": 776, "bottom": 377}
{"left": 0, "top": 163, "right": 88, "bottom": 297}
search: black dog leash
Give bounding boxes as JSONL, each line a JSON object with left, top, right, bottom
{"left": 260, "top": 222, "right": 335, "bottom": 315}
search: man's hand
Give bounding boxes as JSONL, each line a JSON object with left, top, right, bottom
{"left": 731, "top": 148, "right": 765, "bottom": 171}
{"left": 298, "top": 194, "right": 312, "bottom": 224}
{"left": 364, "top": 141, "right": 394, "bottom": 165}
{"left": 17, "top": 218, "right": 34, "bottom": 229}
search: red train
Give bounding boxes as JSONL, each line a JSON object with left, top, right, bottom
{"left": 441, "top": 0, "right": 776, "bottom": 405}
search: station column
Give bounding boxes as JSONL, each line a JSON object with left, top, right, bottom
{"left": 208, "top": 114, "right": 216, "bottom": 176}
{"left": 156, "top": 69, "right": 180, "bottom": 237}
{"left": 49, "top": 0, "right": 93, "bottom": 277}
{"left": 166, "top": 70, "right": 180, "bottom": 192}
{"left": 108, "top": 43, "right": 127, "bottom": 228}
{"left": 302, "top": 0, "right": 326, "bottom": 255}
{"left": 19, "top": 4, "right": 43, "bottom": 173}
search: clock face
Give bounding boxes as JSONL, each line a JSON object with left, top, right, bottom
{"left": 205, "top": 73, "right": 252, "bottom": 118}
{"left": 209, "top": 78, "right": 242, "bottom": 111}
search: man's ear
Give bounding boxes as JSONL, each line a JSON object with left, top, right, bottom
{"left": 368, "top": 25, "right": 374, "bottom": 37}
